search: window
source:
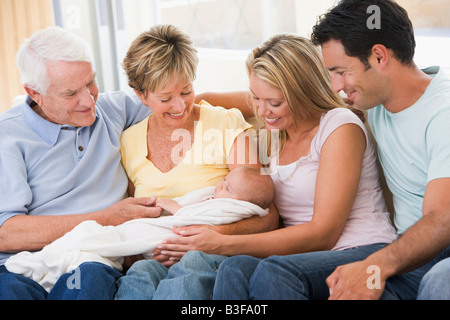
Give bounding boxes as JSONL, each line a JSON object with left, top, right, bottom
{"left": 156, "top": 0, "right": 298, "bottom": 50}
{"left": 52, "top": 0, "right": 337, "bottom": 93}
{"left": 396, "top": 0, "right": 450, "bottom": 73}
{"left": 52, "top": 0, "right": 449, "bottom": 94}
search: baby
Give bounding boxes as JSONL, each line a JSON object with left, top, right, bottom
{"left": 156, "top": 166, "right": 274, "bottom": 214}
{"left": 5, "top": 167, "right": 274, "bottom": 292}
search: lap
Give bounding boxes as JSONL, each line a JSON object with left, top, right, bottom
{"left": 0, "top": 265, "right": 48, "bottom": 300}
{"left": 0, "top": 262, "right": 121, "bottom": 300}
{"left": 264, "top": 243, "right": 387, "bottom": 273}
{"left": 228, "top": 244, "right": 387, "bottom": 299}
{"left": 417, "top": 252, "right": 450, "bottom": 300}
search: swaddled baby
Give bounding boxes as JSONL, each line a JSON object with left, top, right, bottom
{"left": 5, "top": 167, "right": 274, "bottom": 292}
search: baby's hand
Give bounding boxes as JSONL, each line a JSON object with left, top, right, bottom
{"left": 156, "top": 198, "right": 182, "bottom": 215}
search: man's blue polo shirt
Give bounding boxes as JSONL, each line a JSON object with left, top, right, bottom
{"left": 0, "top": 91, "right": 151, "bottom": 264}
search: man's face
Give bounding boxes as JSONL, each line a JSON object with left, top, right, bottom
{"left": 321, "top": 39, "right": 385, "bottom": 111}
{"left": 35, "top": 61, "right": 99, "bottom": 127}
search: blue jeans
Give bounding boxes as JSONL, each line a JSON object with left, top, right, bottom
{"left": 417, "top": 252, "right": 450, "bottom": 300}
{"left": 0, "top": 262, "right": 122, "bottom": 300}
{"left": 213, "top": 243, "right": 442, "bottom": 300}
{"left": 115, "top": 251, "right": 227, "bottom": 300}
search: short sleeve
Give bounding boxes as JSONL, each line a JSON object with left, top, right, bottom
{"left": 313, "top": 108, "right": 368, "bottom": 156}
{"left": 97, "top": 91, "right": 151, "bottom": 131}
{"left": 0, "top": 153, "right": 30, "bottom": 226}
{"left": 426, "top": 108, "right": 450, "bottom": 182}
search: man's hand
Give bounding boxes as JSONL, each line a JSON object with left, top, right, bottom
{"left": 105, "top": 197, "right": 162, "bottom": 226}
{"left": 327, "top": 259, "right": 386, "bottom": 300}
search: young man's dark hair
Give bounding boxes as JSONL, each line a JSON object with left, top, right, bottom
{"left": 311, "top": 0, "right": 416, "bottom": 69}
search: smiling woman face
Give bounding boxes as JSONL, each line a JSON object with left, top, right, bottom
{"left": 249, "top": 73, "right": 294, "bottom": 132}
{"left": 136, "top": 73, "right": 196, "bottom": 130}
{"left": 28, "top": 61, "right": 99, "bottom": 127}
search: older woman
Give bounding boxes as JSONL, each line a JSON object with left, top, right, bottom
{"left": 115, "top": 25, "right": 278, "bottom": 299}
{"left": 157, "top": 33, "right": 398, "bottom": 300}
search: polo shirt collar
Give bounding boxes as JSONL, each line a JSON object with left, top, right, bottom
{"left": 21, "top": 96, "right": 100, "bottom": 146}
{"left": 21, "top": 96, "right": 62, "bottom": 146}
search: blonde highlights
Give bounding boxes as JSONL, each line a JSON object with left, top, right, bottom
{"left": 246, "top": 34, "right": 346, "bottom": 128}
{"left": 246, "top": 34, "right": 347, "bottom": 155}
{"left": 123, "top": 24, "right": 198, "bottom": 96}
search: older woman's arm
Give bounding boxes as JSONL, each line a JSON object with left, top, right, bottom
{"left": 196, "top": 91, "right": 254, "bottom": 118}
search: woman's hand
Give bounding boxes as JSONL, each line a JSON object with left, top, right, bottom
{"left": 152, "top": 225, "right": 227, "bottom": 267}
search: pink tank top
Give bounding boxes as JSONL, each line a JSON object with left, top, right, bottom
{"left": 270, "top": 108, "right": 398, "bottom": 250}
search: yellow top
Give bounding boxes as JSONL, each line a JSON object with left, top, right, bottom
{"left": 120, "top": 102, "right": 253, "bottom": 198}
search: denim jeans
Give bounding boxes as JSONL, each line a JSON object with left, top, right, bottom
{"left": 0, "top": 262, "right": 122, "bottom": 300}
{"left": 115, "top": 251, "right": 228, "bottom": 300}
{"left": 417, "top": 249, "right": 450, "bottom": 300}
{"left": 213, "top": 243, "right": 442, "bottom": 300}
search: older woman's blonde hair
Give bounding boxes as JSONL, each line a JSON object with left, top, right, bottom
{"left": 123, "top": 24, "right": 198, "bottom": 96}
{"left": 246, "top": 34, "right": 347, "bottom": 152}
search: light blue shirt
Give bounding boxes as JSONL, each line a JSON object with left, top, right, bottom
{"left": 368, "top": 66, "right": 450, "bottom": 234}
{"left": 0, "top": 91, "right": 151, "bottom": 264}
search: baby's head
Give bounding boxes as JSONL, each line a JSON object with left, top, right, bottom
{"left": 214, "top": 167, "right": 274, "bottom": 209}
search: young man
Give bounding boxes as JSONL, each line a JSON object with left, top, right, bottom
{"left": 311, "top": 0, "right": 450, "bottom": 299}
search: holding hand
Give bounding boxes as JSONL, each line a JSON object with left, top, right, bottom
{"left": 105, "top": 197, "right": 162, "bottom": 226}
{"left": 156, "top": 198, "right": 182, "bottom": 215}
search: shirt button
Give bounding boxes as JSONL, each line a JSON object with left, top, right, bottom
{"left": 78, "top": 146, "right": 84, "bottom": 152}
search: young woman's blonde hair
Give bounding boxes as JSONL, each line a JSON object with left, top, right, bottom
{"left": 246, "top": 34, "right": 347, "bottom": 153}
{"left": 123, "top": 24, "right": 198, "bottom": 96}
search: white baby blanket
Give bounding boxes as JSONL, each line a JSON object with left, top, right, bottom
{"left": 5, "top": 186, "right": 268, "bottom": 292}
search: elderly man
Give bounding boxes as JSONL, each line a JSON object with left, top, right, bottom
{"left": 0, "top": 27, "right": 157, "bottom": 300}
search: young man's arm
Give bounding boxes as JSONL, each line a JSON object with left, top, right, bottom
{"left": 327, "top": 178, "right": 450, "bottom": 300}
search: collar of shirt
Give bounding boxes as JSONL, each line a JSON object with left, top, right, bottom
{"left": 21, "top": 96, "right": 98, "bottom": 146}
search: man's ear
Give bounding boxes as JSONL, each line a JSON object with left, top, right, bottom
{"left": 370, "top": 44, "right": 389, "bottom": 68}
{"left": 24, "top": 86, "right": 44, "bottom": 106}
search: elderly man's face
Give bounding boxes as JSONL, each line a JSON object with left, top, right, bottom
{"left": 34, "top": 61, "right": 99, "bottom": 127}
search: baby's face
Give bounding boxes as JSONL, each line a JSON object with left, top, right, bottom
{"left": 214, "top": 170, "right": 247, "bottom": 200}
